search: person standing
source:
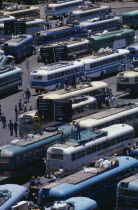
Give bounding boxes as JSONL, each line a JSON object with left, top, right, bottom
{"left": 26, "top": 88, "right": 31, "bottom": 102}
{"left": 8, "top": 120, "right": 14, "bottom": 136}
{"left": 64, "top": 77, "right": 68, "bottom": 90}
{"left": 18, "top": 99, "right": 23, "bottom": 113}
{"left": 13, "top": 121, "right": 18, "bottom": 137}
{"left": 15, "top": 105, "right": 18, "bottom": 121}
{"left": 1, "top": 113, "right": 6, "bottom": 128}
{"left": 26, "top": 57, "right": 30, "bottom": 69}
{"left": 0, "top": 105, "right": 1, "bottom": 121}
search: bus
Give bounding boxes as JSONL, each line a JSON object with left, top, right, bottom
{"left": 88, "top": 28, "right": 135, "bottom": 51}
{"left": 116, "top": 68, "right": 138, "bottom": 94}
{"left": 67, "top": 5, "right": 112, "bottom": 24}
{"left": 116, "top": 173, "right": 138, "bottom": 210}
{"left": 122, "top": 10, "right": 138, "bottom": 28}
{"left": 44, "top": 0, "right": 83, "bottom": 18}
{"left": 38, "top": 156, "right": 138, "bottom": 209}
{"left": 30, "top": 61, "right": 84, "bottom": 92}
{"left": 38, "top": 38, "right": 90, "bottom": 63}
{"left": 49, "top": 197, "right": 98, "bottom": 210}
{"left": 126, "top": 43, "right": 138, "bottom": 59}
{"left": 0, "top": 125, "right": 73, "bottom": 178}
{"left": 77, "top": 102, "right": 138, "bottom": 136}
{"left": 17, "top": 18, "right": 45, "bottom": 38}
{"left": 46, "top": 124, "right": 135, "bottom": 173}
{"left": 0, "top": 65, "right": 23, "bottom": 94}
{"left": 80, "top": 16, "right": 121, "bottom": 34}
{"left": 19, "top": 110, "right": 41, "bottom": 136}
{"left": 78, "top": 49, "right": 131, "bottom": 79}
{"left": 35, "top": 25, "right": 85, "bottom": 45}
{"left": 3, "top": 6, "right": 40, "bottom": 19}
{"left": 2, "top": 35, "right": 34, "bottom": 61}
{"left": 0, "top": 184, "right": 27, "bottom": 210}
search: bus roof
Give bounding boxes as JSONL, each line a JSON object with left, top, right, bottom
{"left": 4, "top": 35, "right": 33, "bottom": 46}
{"left": 17, "top": 17, "right": 44, "bottom": 24}
{"left": 123, "top": 10, "right": 138, "bottom": 16}
{"left": 38, "top": 81, "right": 108, "bottom": 100}
{"left": 77, "top": 49, "right": 129, "bottom": 64}
{"left": 89, "top": 28, "right": 134, "bottom": 41}
{"left": 31, "top": 61, "right": 83, "bottom": 75}
{"left": 3, "top": 6, "right": 39, "bottom": 15}
{"left": 47, "top": 0, "right": 83, "bottom": 7}
{"left": 118, "top": 173, "right": 138, "bottom": 190}
{"left": 0, "top": 125, "right": 72, "bottom": 156}
{"left": 79, "top": 16, "right": 120, "bottom": 27}
{"left": 0, "top": 14, "right": 15, "bottom": 22}
{"left": 40, "top": 156, "right": 138, "bottom": 192}
{"left": 126, "top": 43, "right": 138, "bottom": 50}
{"left": 70, "top": 5, "right": 110, "bottom": 14}
{"left": 117, "top": 69, "right": 138, "bottom": 78}
{"left": 78, "top": 103, "right": 138, "bottom": 128}
{"left": 0, "top": 66, "right": 22, "bottom": 75}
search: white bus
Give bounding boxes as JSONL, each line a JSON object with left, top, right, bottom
{"left": 0, "top": 65, "right": 23, "bottom": 94}
{"left": 77, "top": 102, "right": 138, "bottom": 135}
{"left": 78, "top": 49, "right": 131, "bottom": 78}
{"left": 37, "top": 81, "right": 109, "bottom": 102}
{"left": 45, "top": 0, "right": 83, "bottom": 18}
{"left": 116, "top": 68, "right": 138, "bottom": 95}
{"left": 46, "top": 124, "right": 135, "bottom": 173}
{"left": 30, "top": 61, "right": 84, "bottom": 92}
{"left": 80, "top": 16, "right": 121, "bottom": 34}
{"left": 3, "top": 6, "right": 40, "bottom": 19}
{"left": 67, "top": 5, "right": 111, "bottom": 23}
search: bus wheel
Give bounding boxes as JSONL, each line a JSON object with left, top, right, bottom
{"left": 100, "top": 72, "right": 104, "bottom": 79}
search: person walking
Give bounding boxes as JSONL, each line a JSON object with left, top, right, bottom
{"left": 8, "top": 120, "right": 14, "bottom": 136}
{"left": 15, "top": 105, "right": 18, "bottom": 121}
{"left": 26, "top": 57, "right": 30, "bottom": 69}
{"left": 13, "top": 121, "right": 18, "bottom": 137}
{"left": 26, "top": 88, "right": 31, "bottom": 102}
{"left": 1, "top": 113, "right": 6, "bottom": 128}
{"left": 18, "top": 99, "right": 23, "bottom": 113}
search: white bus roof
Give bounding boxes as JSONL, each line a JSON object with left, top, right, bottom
{"left": 38, "top": 81, "right": 108, "bottom": 100}
{"left": 72, "top": 96, "right": 96, "bottom": 109}
{"left": 126, "top": 43, "right": 138, "bottom": 50}
{"left": 77, "top": 49, "right": 130, "bottom": 64}
{"left": 47, "top": 0, "right": 83, "bottom": 7}
{"left": 70, "top": 5, "right": 110, "bottom": 15}
{"left": 78, "top": 104, "right": 138, "bottom": 128}
{"left": 117, "top": 69, "right": 138, "bottom": 78}
{"left": 31, "top": 61, "right": 83, "bottom": 75}
{"left": 79, "top": 16, "right": 120, "bottom": 27}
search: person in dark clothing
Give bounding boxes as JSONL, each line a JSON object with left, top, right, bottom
{"left": 26, "top": 88, "right": 31, "bottom": 102}
{"left": 18, "top": 99, "right": 23, "bottom": 112}
{"left": 13, "top": 121, "right": 18, "bottom": 137}
{"left": 29, "top": 176, "right": 36, "bottom": 187}
{"left": 8, "top": 120, "right": 14, "bottom": 136}
{"left": 1, "top": 113, "right": 6, "bottom": 128}
{"left": 15, "top": 105, "right": 18, "bottom": 121}
{"left": 64, "top": 77, "right": 68, "bottom": 90}
{"left": 72, "top": 75, "right": 76, "bottom": 88}
{"left": 0, "top": 105, "right": 1, "bottom": 121}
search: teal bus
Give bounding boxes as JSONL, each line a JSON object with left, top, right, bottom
{"left": 122, "top": 10, "right": 138, "bottom": 28}
{"left": 116, "top": 173, "right": 138, "bottom": 210}
{"left": 88, "top": 28, "right": 135, "bottom": 51}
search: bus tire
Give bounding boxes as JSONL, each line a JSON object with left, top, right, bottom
{"left": 100, "top": 72, "right": 104, "bottom": 79}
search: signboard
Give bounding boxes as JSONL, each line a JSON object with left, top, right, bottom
{"left": 4, "top": 20, "right": 15, "bottom": 35}
{"left": 37, "top": 97, "right": 72, "bottom": 122}
{"left": 15, "top": 20, "right": 26, "bottom": 35}
{"left": 54, "top": 46, "right": 68, "bottom": 62}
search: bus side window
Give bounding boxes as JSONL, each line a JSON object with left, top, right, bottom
{"left": 72, "top": 153, "right": 76, "bottom": 161}
{"left": 87, "top": 147, "right": 92, "bottom": 155}
{"left": 77, "top": 151, "right": 81, "bottom": 159}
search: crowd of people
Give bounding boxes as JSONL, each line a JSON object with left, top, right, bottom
{"left": 0, "top": 88, "right": 32, "bottom": 137}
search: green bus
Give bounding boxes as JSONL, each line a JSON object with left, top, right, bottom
{"left": 88, "top": 28, "right": 135, "bottom": 51}
{"left": 122, "top": 10, "right": 138, "bottom": 28}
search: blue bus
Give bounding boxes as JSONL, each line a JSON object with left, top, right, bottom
{"left": 0, "top": 184, "right": 26, "bottom": 209}
{"left": 35, "top": 25, "right": 85, "bottom": 45}
{"left": 38, "top": 156, "right": 138, "bottom": 209}
{"left": 0, "top": 125, "right": 72, "bottom": 178}
{"left": 116, "top": 173, "right": 138, "bottom": 210}
{"left": 126, "top": 43, "right": 138, "bottom": 59}
{"left": 2, "top": 34, "right": 34, "bottom": 61}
